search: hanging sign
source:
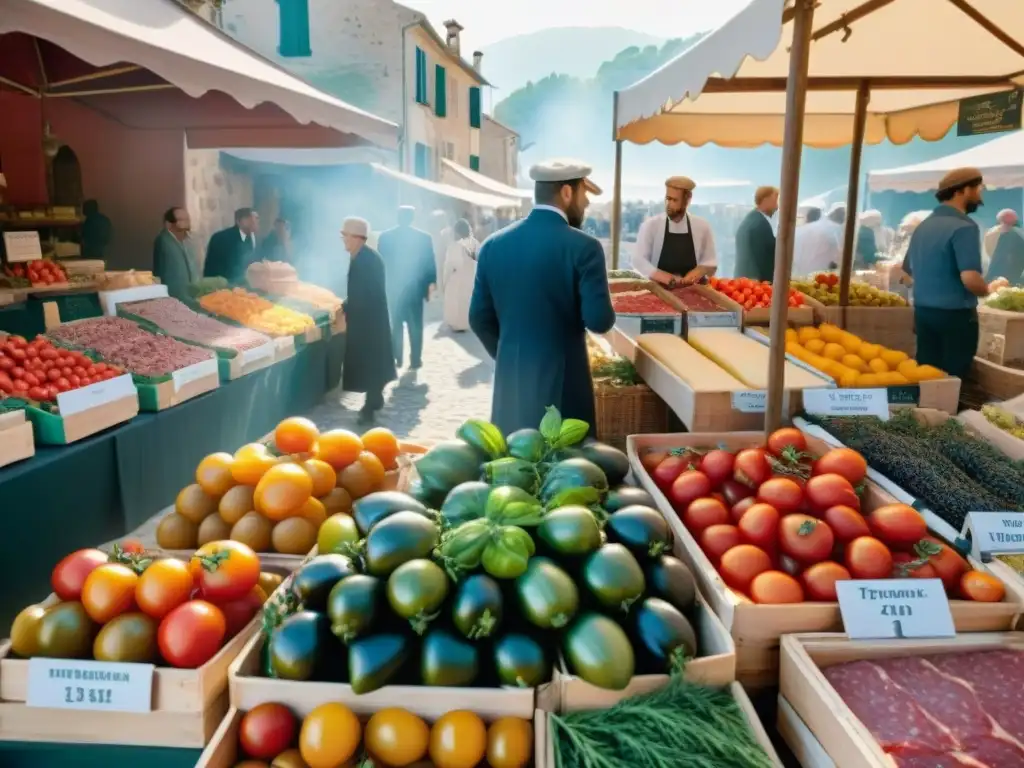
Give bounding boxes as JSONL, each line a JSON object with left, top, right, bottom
{"left": 957, "top": 89, "right": 1023, "bottom": 137}
{"left": 836, "top": 578, "right": 955, "bottom": 640}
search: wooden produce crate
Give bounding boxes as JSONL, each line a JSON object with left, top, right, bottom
{"left": 24, "top": 374, "right": 139, "bottom": 444}
{"left": 957, "top": 408, "right": 1024, "bottom": 460}
{"left": 700, "top": 284, "right": 817, "bottom": 328}
{"left": 970, "top": 355, "right": 1024, "bottom": 400}
{"left": 0, "top": 410, "right": 34, "bottom": 468}
{"left": 978, "top": 305, "right": 1024, "bottom": 367}
{"left": 593, "top": 381, "right": 669, "bottom": 451}
{"left": 649, "top": 282, "right": 743, "bottom": 328}
{"left": 626, "top": 432, "right": 1023, "bottom": 690}
{"left": 804, "top": 304, "right": 916, "bottom": 357}
{"left": 221, "top": 341, "right": 276, "bottom": 381}
{"left": 137, "top": 357, "right": 220, "bottom": 412}
{"left": 608, "top": 277, "right": 653, "bottom": 294}
{"left": 778, "top": 632, "right": 1024, "bottom": 768}
{"left": 273, "top": 335, "right": 296, "bottom": 362}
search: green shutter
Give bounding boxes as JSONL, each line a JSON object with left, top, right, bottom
{"left": 434, "top": 65, "right": 447, "bottom": 117}
{"left": 470, "top": 155, "right": 480, "bottom": 172}
{"left": 415, "top": 48, "right": 428, "bottom": 105}
{"left": 278, "top": 0, "right": 312, "bottom": 57}
{"left": 469, "top": 86, "right": 481, "bottom": 128}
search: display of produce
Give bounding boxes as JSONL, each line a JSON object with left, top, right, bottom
{"left": 824, "top": 650, "right": 1024, "bottom": 765}
{"left": 982, "top": 404, "right": 1024, "bottom": 439}
{"left": 95, "top": 270, "right": 156, "bottom": 290}
{"left": 637, "top": 333, "right": 745, "bottom": 391}
{"left": 2, "top": 259, "right": 68, "bottom": 287}
{"left": 608, "top": 269, "right": 641, "bottom": 279}
{"left": 262, "top": 408, "right": 699, "bottom": 693}
{"left": 768, "top": 323, "right": 945, "bottom": 387}
{"left": 189, "top": 277, "right": 229, "bottom": 298}
{"left": 665, "top": 285, "right": 727, "bottom": 312}
{"left": 706, "top": 276, "right": 806, "bottom": 310}
{"left": 984, "top": 286, "right": 1024, "bottom": 311}
{"left": 0, "top": 333, "right": 125, "bottom": 403}
{"left": 199, "top": 288, "right": 315, "bottom": 336}
{"left": 686, "top": 328, "right": 830, "bottom": 389}
{"left": 247, "top": 260, "right": 343, "bottom": 313}
{"left": 589, "top": 337, "right": 641, "bottom": 386}
{"left": 49, "top": 316, "right": 215, "bottom": 379}
{"left": 550, "top": 677, "right": 774, "bottom": 767}
{"left": 120, "top": 297, "right": 271, "bottom": 353}
{"left": 8, "top": 540, "right": 280, "bottom": 668}
{"left": 156, "top": 417, "right": 400, "bottom": 554}
{"left": 791, "top": 272, "right": 908, "bottom": 306}
{"left": 637, "top": 429, "right": 1002, "bottom": 604}
{"left": 610, "top": 290, "right": 677, "bottom": 315}
{"left": 806, "top": 412, "right": 1024, "bottom": 530}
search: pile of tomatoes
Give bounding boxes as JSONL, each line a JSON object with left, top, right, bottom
{"left": 4, "top": 259, "right": 68, "bottom": 287}
{"left": 235, "top": 701, "right": 532, "bottom": 768}
{"left": 0, "top": 334, "right": 124, "bottom": 402}
{"left": 707, "top": 277, "right": 806, "bottom": 311}
{"left": 9, "top": 540, "right": 284, "bottom": 669}
{"left": 639, "top": 428, "right": 1006, "bottom": 605}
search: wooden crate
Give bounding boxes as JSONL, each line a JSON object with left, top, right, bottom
{"left": 779, "top": 632, "right": 1024, "bottom": 768}
{"left": 700, "top": 286, "right": 817, "bottom": 328}
{"left": 25, "top": 390, "right": 139, "bottom": 445}
{"left": 844, "top": 306, "right": 916, "bottom": 356}
{"left": 978, "top": 305, "right": 1024, "bottom": 367}
{"left": 0, "top": 411, "right": 33, "bottom": 468}
{"left": 777, "top": 696, "right": 836, "bottom": 768}
{"left": 273, "top": 335, "right": 296, "bottom": 362}
{"left": 592, "top": 382, "right": 669, "bottom": 451}
{"left": 626, "top": 432, "right": 1023, "bottom": 690}
{"left": 137, "top": 360, "right": 220, "bottom": 412}
{"left": 956, "top": 408, "right": 1024, "bottom": 461}
{"left": 971, "top": 355, "right": 1024, "bottom": 400}
{"left": 649, "top": 282, "right": 743, "bottom": 328}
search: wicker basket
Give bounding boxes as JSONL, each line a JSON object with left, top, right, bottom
{"left": 593, "top": 381, "right": 669, "bottom": 450}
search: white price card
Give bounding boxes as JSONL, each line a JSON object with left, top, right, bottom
{"left": 960, "top": 511, "right": 1024, "bottom": 562}
{"left": 171, "top": 357, "right": 218, "bottom": 392}
{"left": 731, "top": 390, "right": 766, "bottom": 413}
{"left": 836, "top": 578, "right": 955, "bottom": 640}
{"left": 688, "top": 311, "right": 740, "bottom": 328}
{"left": 2, "top": 231, "right": 43, "bottom": 263}
{"left": 241, "top": 343, "right": 274, "bottom": 366}
{"left": 802, "top": 388, "right": 890, "bottom": 420}
{"left": 27, "top": 658, "right": 154, "bottom": 713}
{"left": 56, "top": 373, "right": 136, "bottom": 417}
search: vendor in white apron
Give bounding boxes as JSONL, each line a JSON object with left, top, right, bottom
{"left": 632, "top": 176, "right": 719, "bottom": 286}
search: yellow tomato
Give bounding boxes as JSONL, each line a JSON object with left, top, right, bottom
{"left": 299, "top": 703, "right": 361, "bottom": 768}
{"left": 365, "top": 708, "right": 429, "bottom": 766}
{"left": 487, "top": 717, "right": 533, "bottom": 768}
{"left": 430, "top": 711, "right": 487, "bottom": 768}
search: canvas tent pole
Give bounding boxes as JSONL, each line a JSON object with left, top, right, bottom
{"left": 611, "top": 92, "right": 623, "bottom": 270}
{"left": 765, "top": 0, "right": 815, "bottom": 434}
{"left": 838, "top": 81, "right": 871, "bottom": 322}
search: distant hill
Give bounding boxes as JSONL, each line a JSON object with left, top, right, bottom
{"left": 480, "top": 27, "right": 665, "bottom": 94}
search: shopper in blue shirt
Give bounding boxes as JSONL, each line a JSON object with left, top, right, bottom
{"left": 902, "top": 167, "right": 1009, "bottom": 379}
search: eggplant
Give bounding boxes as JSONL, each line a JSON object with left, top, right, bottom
{"left": 326, "top": 574, "right": 383, "bottom": 643}
{"left": 580, "top": 441, "right": 630, "bottom": 486}
{"left": 516, "top": 558, "right": 579, "bottom": 630}
{"left": 582, "top": 544, "right": 645, "bottom": 613}
{"left": 440, "top": 481, "right": 491, "bottom": 528}
{"left": 645, "top": 555, "right": 697, "bottom": 614}
{"left": 421, "top": 628, "right": 480, "bottom": 686}
{"left": 352, "top": 491, "right": 432, "bottom": 536}
{"left": 451, "top": 574, "right": 504, "bottom": 640}
{"left": 364, "top": 511, "right": 440, "bottom": 577}
{"left": 507, "top": 428, "right": 546, "bottom": 463}
{"left": 539, "top": 458, "right": 609, "bottom": 504}
{"left": 348, "top": 633, "right": 410, "bottom": 694}
{"left": 387, "top": 559, "right": 450, "bottom": 633}
{"left": 632, "top": 597, "right": 698, "bottom": 673}
{"left": 604, "top": 485, "right": 656, "bottom": 513}
{"left": 291, "top": 555, "right": 358, "bottom": 611}
{"left": 537, "top": 506, "right": 602, "bottom": 557}
{"left": 605, "top": 505, "right": 671, "bottom": 559}
{"left": 563, "top": 613, "right": 634, "bottom": 690}
{"left": 493, "top": 633, "right": 552, "bottom": 688}
{"left": 268, "top": 611, "right": 330, "bottom": 681}
{"left": 415, "top": 440, "right": 485, "bottom": 497}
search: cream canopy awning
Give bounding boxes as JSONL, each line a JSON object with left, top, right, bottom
{"left": 371, "top": 164, "right": 522, "bottom": 210}
{"left": 616, "top": 0, "right": 1024, "bottom": 149}
{"left": 440, "top": 159, "right": 534, "bottom": 200}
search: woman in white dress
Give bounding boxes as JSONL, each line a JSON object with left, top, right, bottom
{"left": 443, "top": 218, "right": 479, "bottom": 332}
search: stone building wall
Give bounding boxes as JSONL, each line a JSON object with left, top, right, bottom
{"left": 184, "top": 149, "right": 254, "bottom": 270}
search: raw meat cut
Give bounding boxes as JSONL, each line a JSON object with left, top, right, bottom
{"left": 120, "top": 297, "right": 271, "bottom": 352}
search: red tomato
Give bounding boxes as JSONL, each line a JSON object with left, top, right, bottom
{"left": 866, "top": 504, "right": 927, "bottom": 550}
{"left": 136, "top": 558, "right": 194, "bottom": 619}
{"left": 917, "top": 537, "right": 970, "bottom": 593}
{"left": 27, "top": 386, "right": 47, "bottom": 401}
{"left": 756, "top": 477, "right": 804, "bottom": 513}
{"left": 779, "top": 514, "right": 835, "bottom": 564}
{"left": 766, "top": 427, "right": 807, "bottom": 459}
{"left": 219, "top": 586, "right": 265, "bottom": 638}
{"left": 51, "top": 548, "right": 110, "bottom": 601}
{"left": 737, "top": 503, "right": 780, "bottom": 549}
{"left": 844, "top": 536, "right": 893, "bottom": 579}
{"left": 822, "top": 505, "right": 870, "bottom": 543}
{"left": 813, "top": 448, "right": 868, "bottom": 486}
{"left": 699, "top": 524, "right": 742, "bottom": 562}
{"left": 801, "top": 562, "right": 851, "bottom": 601}
{"left": 239, "top": 703, "right": 299, "bottom": 760}
{"left": 749, "top": 571, "right": 805, "bottom": 604}
{"left": 698, "top": 450, "right": 735, "bottom": 489}
{"left": 682, "top": 496, "right": 729, "bottom": 533}
{"left": 669, "top": 470, "right": 712, "bottom": 512}
{"left": 733, "top": 447, "right": 771, "bottom": 488}
{"left": 804, "top": 473, "right": 859, "bottom": 512}
{"left": 959, "top": 570, "right": 1005, "bottom": 603}
{"left": 651, "top": 454, "right": 692, "bottom": 489}
{"left": 720, "top": 479, "right": 754, "bottom": 508}
{"left": 730, "top": 496, "right": 758, "bottom": 523}
{"left": 719, "top": 544, "right": 773, "bottom": 592}
{"left": 158, "top": 600, "right": 227, "bottom": 668}
{"left": 191, "top": 541, "right": 260, "bottom": 602}
{"left": 640, "top": 450, "right": 668, "bottom": 475}
{"left": 891, "top": 552, "right": 939, "bottom": 580}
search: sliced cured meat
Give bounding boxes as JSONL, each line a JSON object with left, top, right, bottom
{"left": 121, "top": 298, "right": 271, "bottom": 352}
{"left": 965, "top": 737, "right": 1024, "bottom": 768}
{"left": 894, "top": 754, "right": 970, "bottom": 767}
{"left": 930, "top": 651, "right": 1024, "bottom": 742}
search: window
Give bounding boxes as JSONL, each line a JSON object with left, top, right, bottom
{"left": 415, "top": 48, "right": 429, "bottom": 105}
{"left": 443, "top": 142, "right": 456, "bottom": 160}
{"left": 414, "top": 142, "right": 431, "bottom": 179}
{"left": 277, "top": 0, "right": 312, "bottom": 57}
{"left": 468, "top": 86, "right": 481, "bottom": 128}
{"left": 434, "top": 65, "right": 447, "bottom": 118}
{"left": 469, "top": 155, "right": 480, "bottom": 172}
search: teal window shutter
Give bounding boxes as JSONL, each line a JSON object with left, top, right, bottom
{"left": 414, "top": 143, "right": 429, "bottom": 179}
{"left": 415, "top": 48, "right": 428, "bottom": 105}
{"left": 434, "top": 65, "right": 447, "bottom": 117}
{"left": 469, "top": 155, "right": 480, "bottom": 172}
{"left": 469, "top": 86, "right": 481, "bottom": 128}
{"left": 278, "top": 0, "right": 312, "bottom": 57}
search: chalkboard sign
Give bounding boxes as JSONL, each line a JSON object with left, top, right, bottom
{"left": 640, "top": 316, "right": 678, "bottom": 334}
{"left": 957, "top": 89, "right": 1023, "bottom": 137}
{"left": 886, "top": 385, "right": 920, "bottom": 406}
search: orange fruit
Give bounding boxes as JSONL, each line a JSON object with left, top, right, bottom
{"left": 338, "top": 461, "right": 376, "bottom": 500}
{"left": 255, "top": 463, "right": 313, "bottom": 521}
{"left": 316, "top": 429, "right": 363, "bottom": 470}
{"left": 275, "top": 417, "right": 320, "bottom": 455}
{"left": 429, "top": 711, "right": 487, "bottom": 768}
{"left": 195, "top": 452, "right": 236, "bottom": 497}
{"left": 175, "top": 483, "right": 218, "bottom": 524}
{"left": 231, "top": 443, "right": 279, "bottom": 485}
{"left": 361, "top": 428, "right": 401, "bottom": 470}
{"left": 298, "top": 497, "right": 328, "bottom": 529}
{"left": 301, "top": 459, "right": 337, "bottom": 497}
{"left": 319, "top": 487, "right": 353, "bottom": 515}
{"left": 355, "top": 451, "right": 386, "bottom": 489}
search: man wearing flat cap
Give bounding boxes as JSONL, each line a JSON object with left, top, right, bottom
{"left": 902, "top": 167, "right": 1008, "bottom": 379}
{"left": 632, "top": 176, "right": 718, "bottom": 286}
{"left": 469, "top": 158, "right": 615, "bottom": 435}
{"left": 340, "top": 217, "right": 397, "bottom": 424}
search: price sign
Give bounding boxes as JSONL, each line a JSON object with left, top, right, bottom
{"left": 640, "top": 316, "right": 678, "bottom": 335}
{"left": 171, "top": 357, "right": 218, "bottom": 392}
{"left": 960, "top": 511, "right": 1024, "bottom": 562}
{"left": 802, "top": 388, "right": 889, "bottom": 420}
{"left": 27, "top": 658, "right": 154, "bottom": 713}
{"left": 687, "top": 311, "right": 740, "bottom": 329}
{"left": 241, "top": 343, "right": 274, "bottom": 366}
{"left": 731, "top": 390, "right": 766, "bottom": 413}
{"left": 2, "top": 231, "right": 43, "bottom": 263}
{"left": 836, "top": 578, "right": 955, "bottom": 640}
{"left": 56, "top": 374, "right": 136, "bottom": 417}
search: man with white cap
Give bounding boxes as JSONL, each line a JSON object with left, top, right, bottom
{"left": 633, "top": 176, "right": 717, "bottom": 285}
{"left": 340, "top": 216, "right": 397, "bottom": 424}
{"left": 469, "top": 158, "right": 615, "bottom": 436}
{"left": 985, "top": 208, "right": 1024, "bottom": 285}
{"left": 983, "top": 209, "right": 1020, "bottom": 275}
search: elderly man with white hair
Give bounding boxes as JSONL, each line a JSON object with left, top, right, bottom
{"left": 985, "top": 209, "right": 1024, "bottom": 285}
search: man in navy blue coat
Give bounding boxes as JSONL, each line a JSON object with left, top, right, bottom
{"left": 469, "top": 159, "right": 616, "bottom": 436}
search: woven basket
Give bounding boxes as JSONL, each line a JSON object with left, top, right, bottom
{"left": 593, "top": 381, "right": 669, "bottom": 450}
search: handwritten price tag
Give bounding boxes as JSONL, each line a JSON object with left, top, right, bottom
{"left": 2, "top": 231, "right": 43, "bottom": 263}
{"left": 836, "top": 578, "right": 955, "bottom": 640}
{"left": 55, "top": 374, "right": 136, "bottom": 417}
{"left": 961, "top": 511, "right": 1024, "bottom": 562}
{"left": 171, "top": 357, "right": 218, "bottom": 392}
{"left": 27, "top": 658, "right": 154, "bottom": 713}
{"left": 803, "top": 388, "right": 890, "bottom": 420}
{"left": 731, "top": 390, "right": 766, "bottom": 413}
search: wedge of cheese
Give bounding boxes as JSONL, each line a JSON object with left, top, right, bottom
{"left": 686, "top": 328, "right": 829, "bottom": 389}
{"left": 637, "top": 333, "right": 746, "bottom": 392}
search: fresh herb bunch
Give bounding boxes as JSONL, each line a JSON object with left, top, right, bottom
{"left": 592, "top": 357, "right": 641, "bottom": 387}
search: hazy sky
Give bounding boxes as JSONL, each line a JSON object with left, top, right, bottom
{"left": 399, "top": 0, "right": 752, "bottom": 52}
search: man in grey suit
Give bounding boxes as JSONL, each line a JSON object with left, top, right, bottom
{"left": 734, "top": 186, "right": 779, "bottom": 281}
{"left": 153, "top": 206, "right": 197, "bottom": 301}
